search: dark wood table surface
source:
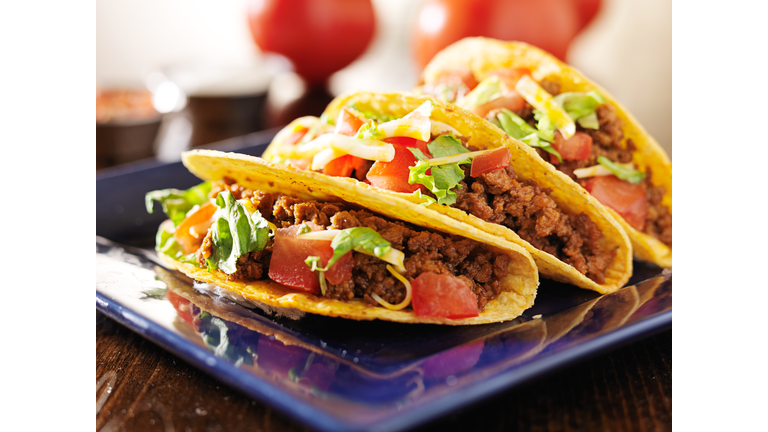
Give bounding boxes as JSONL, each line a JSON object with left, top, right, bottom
{"left": 96, "top": 311, "right": 671, "bottom": 432}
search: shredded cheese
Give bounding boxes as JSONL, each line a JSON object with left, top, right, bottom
{"left": 371, "top": 265, "right": 413, "bottom": 310}
{"left": 515, "top": 75, "right": 576, "bottom": 139}
{"left": 431, "top": 120, "right": 460, "bottom": 136}
{"left": 422, "top": 149, "right": 493, "bottom": 166}
{"left": 297, "top": 229, "right": 342, "bottom": 241}
{"left": 376, "top": 101, "right": 433, "bottom": 142}
{"left": 573, "top": 164, "right": 613, "bottom": 179}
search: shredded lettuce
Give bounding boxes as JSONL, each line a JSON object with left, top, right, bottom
{"left": 145, "top": 182, "right": 212, "bottom": 226}
{"left": 306, "top": 227, "right": 391, "bottom": 272}
{"left": 553, "top": 91, "right": 606, "bottom": 129}
{"left": 407, "top": 135, "right": 471, "bottom": 206}
{"left": 206, "top": 191, "right": 270, "bottom": 274}
{"left": 155, "top": 224, "right": 198, "bottom": 265}
{"left": 597, "top": 156, "right": 646, "bottom": 184}
{"left": 427, "top": 134, "right": 469, "bottom": 158}
{"left": 531, "top": 109, "right": 557, "bottom": 142}
{"left": 457, "top": 76, "right": 501, "bottom": 110}
{"left": 495, "top": 110, "right": 562, "bottom": 163}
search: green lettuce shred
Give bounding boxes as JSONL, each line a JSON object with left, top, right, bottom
{"left": 407, "top": 135, "right": 471, "bottom": 206}
{"left": 553, "top": 91, "right": 606, "bottom": 129}
{"left": 597, "top": 156, "right": 647, "bottom": 184}
{"left": 457, "top": 76, "right": 501, "bottom": 110}
{"left": 155, "top": 224, "right": 198, "bottom": 265}
{"left": 495, "top": 110, "right": 562, "bottom": 163}
{"left": 531, "top": 109, "right": 556, "bottom": 142}
{"left": 206, "top": 191, "right": 270, "bottom": 274}
{"left": 145, "top": 182, "right": 212, "bottom": 226}
{"left": 306, "top": 227, "right": 391, "bottom": 272}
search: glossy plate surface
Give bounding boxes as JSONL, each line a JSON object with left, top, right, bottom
{"left": 95, "top": 132, "right": 672, "bottom": 432}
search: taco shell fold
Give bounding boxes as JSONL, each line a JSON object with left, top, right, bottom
{"left": 178, "top": 149, "right": 539, "bottom": 325}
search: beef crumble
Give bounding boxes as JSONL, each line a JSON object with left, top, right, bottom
{"left": 453, "top": 164, "right": 614, "bottom": 283}
{"left": 198, "top": 178, "right": 510, "bottom": 312}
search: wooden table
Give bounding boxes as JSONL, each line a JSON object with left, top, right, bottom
{"left": 96, "top": 311, "right": 671, "bottom": 432}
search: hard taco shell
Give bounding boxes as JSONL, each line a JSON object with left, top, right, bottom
{"left": 175, "top": 149, "right": 539, "bottom": 325}
{"left": 320, "top": 92, "right": 632, "bottom": 294}
{"left": 420, "top": 37, "right": 671, "bottom": 267}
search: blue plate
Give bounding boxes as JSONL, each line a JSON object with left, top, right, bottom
{"left": 96, "top": 131, "right": 671, "bottom": 432}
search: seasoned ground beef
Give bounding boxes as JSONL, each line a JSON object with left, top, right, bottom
{"left": 453, "top": 164, "right": 614, "bottom": 283}
{"left": 200, "top": 179, "right": 510, "bottom": 312}
{"left": 492, "top": 87, "right": 672, "bottom": 247}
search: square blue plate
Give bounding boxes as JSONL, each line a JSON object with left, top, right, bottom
{"left": 96, "top": 131, "right": 671, "bottom": 432}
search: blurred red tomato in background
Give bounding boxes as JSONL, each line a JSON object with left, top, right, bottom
{"left": 573, "top": 0, "right": 602, "bottom": 31}
{"left": 412, "top": 0, "right": 598, "bottom": 70}
{"left": 247, "top": 0, "right": 376, "bottom": 84}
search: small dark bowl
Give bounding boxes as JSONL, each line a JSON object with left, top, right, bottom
{"left": 96, "top": 116, "right": 162, "bottom": 170}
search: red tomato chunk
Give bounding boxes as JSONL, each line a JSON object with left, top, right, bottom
{"left": 584, "top": 175, "right": 647, "bottom": 231}
{"left": 472, "top": 93, "right": 526, "bottom": 118}
{"left": 551, "top": 131, "right": 592, "bottom": 163}
{"left": 489, "top": 68, "right": 531, "bottom": 89}
{"left": 283, "top": 127, "right": 308, "bottom": 145}
{"left": 268, "top": 223, "right": 353, "bottom": 293}
{"left": 411, "top": 272, "right": 479, "bottom": 319}
{"left": 471, "top": 147, "right": 511, "bottom": 177}
{"left": 334, "top": 108, "right": 365, "bottom": 137}
{"left": 323, "top": 154, "right": 357, "bottom": 178}
{"left": 366, "top": 137, "right": 430, "bottom": 194}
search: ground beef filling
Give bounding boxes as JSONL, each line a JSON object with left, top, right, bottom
{"left": 487, "top": 79, "right": 672, "bottom": 247}
{"left": 452, "top": 164, "right": 613, "bottom": 284}
{"left": 198, "top": 179, "right": 510, "bottom": 312}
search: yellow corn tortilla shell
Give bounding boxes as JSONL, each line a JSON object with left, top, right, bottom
{"left": 319, "top": 92, "right": 632, "bottom": 294}
{"left": 178, "top": 149, "right": 539, "bottom": 325}
{"left": 420, "top": 37, "right": 672, "bottom": 267}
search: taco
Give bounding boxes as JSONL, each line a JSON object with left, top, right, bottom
{"left": 146, "top": 151, "right": 538, "bottom": 325}
{"left": 262, "top": 92, "right": 632, "bottom": 294}
{"left": 416, "top": 37, "right": 671, "bottom": 267}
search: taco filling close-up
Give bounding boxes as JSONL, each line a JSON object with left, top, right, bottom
{"left": 146, "top": 154, "right": 540, "bottom": 325}
{"left": 416, "top": 38, "right": 672, "bottom": 267}
{"left": 262, "top": 93, "right": 632, "bottom": 294}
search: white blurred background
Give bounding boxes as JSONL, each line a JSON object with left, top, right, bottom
{"left": 96, "top": 0, "right": 671, "bottom": 156}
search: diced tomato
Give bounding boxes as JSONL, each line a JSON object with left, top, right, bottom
{"left": 323, "top": 154, "right": 356, "bottom": 177}
{"left": 283, "top": 127, "right": 308, "bottom": 145}
{"left": 550, "top": 131, "right": 592, "bottom": 163}
{"left": 268, "top": 223, "right": 353, "bottom": 293}
{"left": 166, "top": 289, "right": 196, "bottom": 325}
{"left": 411, "top": 272, "right": 479, "bottom": 319}
{"left": 584, "top": 175, "right": 647, "bottom": 231}
{"left": 174, "top": 201, "right": 216, "bottom": 254}
{"left": 383, "top": 136, "right": 432, "bottom": 156}
{"left": 334, "top": 108, "right": 365, "bottom": 137}
{"left": 470, "top": 147, "right": 511, "bottom": 177}
{"left": 489, "top": 68, "right": 532, "bottom": 90}
{"left": 366, "top": 137, "right": 431, "bottom": 194}
{"left": 471, "top": 92, "right": 526, "bottom": 118}
{"left": 353, "top": 158, "right": 373, "bottom": 181}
